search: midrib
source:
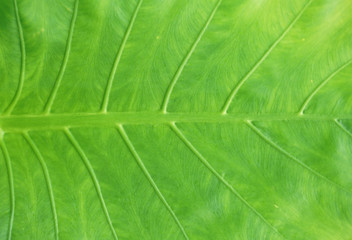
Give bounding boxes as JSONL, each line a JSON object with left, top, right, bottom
{"left": 0, "top": 112, "right": 351, "bottom": 131}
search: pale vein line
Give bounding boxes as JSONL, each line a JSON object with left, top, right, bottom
{"left": 4, "top": 0, "right": 26, "bottom": 115}
{"left": 2, "top": 113, "right": 352, "bottom": 132}
{"left": 221, "top": 0, "right": 313, "bottom": 114}
{"left": 64, "top": 128, "right": 118, "bottom": 240}
{"left": 334, "top": 119, "right": 352, "bottom": 138}
{"left": 0, "top": 136, "right": 15, "bottom": 240}
{"left": 246, "top": 120, "right": 352, "bottom": 194}
{"left": 298, "top": 59, "right": 352, "bottom": 115}
{"left": 101, "top": 0, "right": 144, "bottom": 113}
{"left": 23, "top": 132, "right": 59, "bottom": 240}
{"left": 43, "top": 0, "right": 79, "bottom": 114}
{"left": 169, "top": 122, "right": 285, "bottom": 239}
{"left": 161, "top": 0, "right": 223, "bottom": 113}
{"left": 116, "top": 124, "right": 189, "bottom": 240}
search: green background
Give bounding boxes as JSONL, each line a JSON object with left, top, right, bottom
{"left": 0, "top": 0, "right": 352, "bottom": 239}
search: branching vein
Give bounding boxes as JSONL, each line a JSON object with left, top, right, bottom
{"left": 221, "top": 0, "right": 313, "bottom": 114}
{"left": 101, "top": 0, "right": 144, "bottom": 113}
{"left": 246, "top": 120, "right": 352, "bottom": 194}
{"left": 64, "top": 128, "right": 118, "bottom": 240}
{"left": 169, "top": 122, "right": 285, "bottom": 239}
{"left": 334, "top": 119, "right": 352, "bottom": 138}
{"left": 116, "top": 124, "right": 189, "bottom": 240}
{"left": 43, "top": 0, "right": 79, "bottom": 114}
{"left": 0, "top": 137, "right": 15, "bottom": 240}
{"left": 298, "top": 59, "right": 352, "bottom": 115}
{"left": 161, "top": 0, "right": 223, "bottom": 113}
{"left": 4, "top": 0, "right": 26, "bottom": 115}
{"left": 23, "top": 132, "right": 59, "bottom": 240}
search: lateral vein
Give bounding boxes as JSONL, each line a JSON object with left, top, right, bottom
{"left": 221, "top": 0, "right": 313, "bottom": 114}
{"left": 43, "top": 0, "right": 79, "bottom": 114}
{"left": 246, "top": 120, "right": 352, "bottom": 195}
{"left": 334, "top": 119, "right": 352, "bottom": 138}
{"left": 101, "top": 0, "right": 144, "bottom": 113}
{"left": 298, "top": 58, "right": 352, "bottom": 115}
{"left": 23, "top": 132, "right": 59, "bottom": 240}
{"left": 169, "top": 122, "right": 285, "bottom": 239}
{"left": 116, "top": 124, "right": 189, "bottom": 240}
{"left": 4, "top": 0, "right": 26, "bottom": 115}
{"left": 0, "top": 138, "right": 15, "bottom": 240}
{"left": 64, "top": 128, "right": 119, "bottom": 240}
{"left": 161, "top": 0, "right": 223, "bottom": 113}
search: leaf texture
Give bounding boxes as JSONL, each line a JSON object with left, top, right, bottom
{"left": 0, "top": 0, "right": 352, "bottom": 239}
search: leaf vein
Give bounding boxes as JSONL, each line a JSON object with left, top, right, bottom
{"left": 64, "top": 128, "right": 119, "bottom": 240}
{"left": 43, "top": 0, "right": 79, "bottom": 114}
{"left": 169, "top": 122, "right": 285, "bottom": 239}
{"left": 2, "top": 113, "right": 352, "bottom": 132}
{"left": 298, "top": 58, "right": 352, "bottom": 115}
{"left": 221, "top": 0, "right": 313, "bottom": 114}
{"left": 334, "top": 119, "right": 352, "bottom": 138}
{"left": 0, "top": 137, "right": 15, "bottom": 240}
{"left": 116, "top": 124, "right": 189, "bottom": 240}
{"left": 101, "top": 0, "right": 144, "bottom": 113}
{"left": 4, "top": 0, "right": 26, "bottom": 115}
{"left": 161, "top": 0, "right": 223, "bottom": 113}
{"left": 23, "top": 132, "right": 59, "bottom": 240}
{"left": 246, "top": 120, "right": 352, "bottom": 194}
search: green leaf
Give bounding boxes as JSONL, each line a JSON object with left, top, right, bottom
{"left": 0, "top": 0, "right": 352, "bottom": 239}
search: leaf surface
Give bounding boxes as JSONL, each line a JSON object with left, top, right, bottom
{"left": 0, "top": 0, "right": 352, "bottom": 239}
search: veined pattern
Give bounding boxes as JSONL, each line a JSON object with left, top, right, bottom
{"left": 0, "top": 0, "right": 352, "bottom": 239}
